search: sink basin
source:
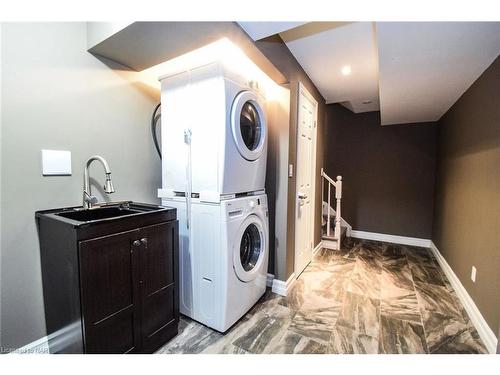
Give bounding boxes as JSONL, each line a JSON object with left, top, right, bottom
{"left": 56, "top": 206, "right": 141, "bottom": 222}
{"left": 36, "top": 201, "right": 174, "bottom": 227}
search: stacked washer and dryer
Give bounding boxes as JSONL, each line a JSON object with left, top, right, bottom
{"left": 158, "top": 61, "right": 269, "bottom": 332}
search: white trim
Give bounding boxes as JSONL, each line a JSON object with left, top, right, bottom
{"left": 322, "top": 239, "right": 339, "bottom": 250}
{"left": 12, "top": 336, "right": 50, "bottom": 354}
{"left": 350, "top": 230, "right": 431, "bottom": 248}
{"left": 312, "top": 242, "right": 322, "bottom": 255}
{"left": 294, "top": 81, "right": 318, "bottom": 277}
{"left": 430, "top": 242, "right": 498, "bottom": 354}
{"left": 266, "top": 273, "right": 274, "bottom": 288}
{"left": 12, "top": 321, "right": 82, "bottom": 354}
{"left": 271, "top": 272, "right": 296, "bottom": 297}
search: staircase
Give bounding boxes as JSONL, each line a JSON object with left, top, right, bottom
{"left": 321, "top": 169, "right": 351, "bottom": 250}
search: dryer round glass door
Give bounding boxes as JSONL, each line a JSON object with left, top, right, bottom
{"left": 233, "top": 215, "right": 266, "bottom": 282}
{"left": 231, "top": 91, "right": 267, "bottom": 161}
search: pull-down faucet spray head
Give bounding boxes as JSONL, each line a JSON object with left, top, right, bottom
{"left": 83, "top": 155, "right": 115, "bottom": 209}
{"left": 104, "top": 173, "right": 115, "bottom": 194}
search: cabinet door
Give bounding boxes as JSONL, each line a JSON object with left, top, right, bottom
{"left": 79, "top": 229, "right": 140, "bottom": 354}
{"left": 138, "top": 221, "right": 179, "bottom": 352}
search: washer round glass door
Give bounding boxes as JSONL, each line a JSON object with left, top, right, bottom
{"left": 231, "top": 91, "right": 266, "bottom": 161}
{"left": 233, "top": 215, "right": 266, "bottom": 282}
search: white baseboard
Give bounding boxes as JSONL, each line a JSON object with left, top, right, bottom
{"left": 271, "top": 272, "right": 296, "bottom": 297}
{"left": 313, "top": 242, "right": 322, "bottom": 255}
{"left": 266, "top": 273, "right": 274, "bottom": 288}
{"left": 12, "top": 321, "right": 82, "bottom": 354}
{"left": 350, "top": 230, "right": 431, "bottom": 248}
{"left": 12, "top": 336, "right": 49, "bottom": 354}
{"left": 430, "top": 241, "right": 498, "bottom": 354}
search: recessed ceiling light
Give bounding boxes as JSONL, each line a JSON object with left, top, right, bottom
{"left": 341, "top": 65, "right": 351, "bottom": 76}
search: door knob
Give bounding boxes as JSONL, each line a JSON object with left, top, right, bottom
{"left": 132, "top": 240, "right": 141, "bottom": 247}
{"left": 140, "top": 238, "right": 148, "bottom": 245}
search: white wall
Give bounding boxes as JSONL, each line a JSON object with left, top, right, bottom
{"left": 0, "top": 23, "right": 161, "bottom": 351}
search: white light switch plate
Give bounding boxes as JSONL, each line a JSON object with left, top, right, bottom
{"left": 42, "top": 150, "right": 72, "bottom": 175}
{"left": 288, "top": 164, "right": 293, "bottom": 178}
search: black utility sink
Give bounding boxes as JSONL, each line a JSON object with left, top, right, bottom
{"left": 56, "top": 206, "right": 141, "bottom": 222}
{"left": 36, "top": 201, "right": 174, "bottom": 228}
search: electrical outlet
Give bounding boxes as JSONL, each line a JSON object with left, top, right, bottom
{"left": 471, "top": 266, "right": 477, "bottom": 283}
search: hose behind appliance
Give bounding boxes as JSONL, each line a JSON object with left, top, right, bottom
{"left": 151, "top": 103, "right": 162, "bottom": 159}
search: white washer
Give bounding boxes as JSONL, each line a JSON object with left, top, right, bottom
{"left": 159, "top": 61, "right": 268, "bottom": 201}
{"left": 162, "top": 193, "right": 269, "bottom": 332}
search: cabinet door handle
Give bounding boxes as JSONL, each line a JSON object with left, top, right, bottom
{"left": 140, "top": 238, "right": 148, "bottom": 245}
{"left": 132, "top": 240, "right": 141, "bottom": 247}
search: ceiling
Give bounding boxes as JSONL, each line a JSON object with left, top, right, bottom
{"left": 280, "top": 22, "right": 380, "bottom": 113}
{"left": 238, "top": 21, "right": 500, "bottom": 125}
{"left": 237, "top": 22, "right": 306, "bottom": 41}
{"left": 376, "top": 22, "right": 500, "bottom": 125}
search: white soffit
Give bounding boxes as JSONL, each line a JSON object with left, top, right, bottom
{"left": 280, "top": 22, "right": 380, "bottom": 113}
{"left": 237, "top": 22, "right": 307, "bottom": 41}
{"left": 377, "top": 22, "right": 500, "bottom": 125}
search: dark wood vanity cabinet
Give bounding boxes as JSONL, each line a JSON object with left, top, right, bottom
{"left": 36, "top": 203, "right": 179, "bottom": 354}
{"left": 80, "top": 222, "right": 178, "bottom": 353}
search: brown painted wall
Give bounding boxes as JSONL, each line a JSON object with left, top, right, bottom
{"left": 325, "top": 104, "right": 437, "bottom": 238}
{"left": 255, "top": 35, "right": 326, "bottom": 279}
{"left": 433, "top": 55, "right": 500, "bottom": 334}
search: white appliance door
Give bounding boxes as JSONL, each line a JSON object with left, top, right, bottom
{"left": 295, "top": 89, "right": 315, "bottom": 276}
{"left": 231, "top": 91, "right": 266, "bottom": 161}
{"left": 233, "top": 215, "right": 266, "bottom": 282}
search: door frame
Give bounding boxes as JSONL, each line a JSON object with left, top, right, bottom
{"left": 293, "top": 81, "right": 318, "bottom": 277}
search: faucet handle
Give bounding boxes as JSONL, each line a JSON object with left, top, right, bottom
{"left": 85, "top": 195, "right": 98, "bottom": 205}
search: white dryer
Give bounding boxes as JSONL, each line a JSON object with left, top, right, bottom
{"left": 159, "top": 61, "right": 268, "bottom": 202}
{"left": 162, "top": 193, "right": 269, "bottom": 332}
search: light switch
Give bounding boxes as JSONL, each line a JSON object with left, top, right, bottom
{"left": 288, "top": 164, "right": 293, "bottom": 178}
{"left": 41, "top": 150, "right": 72, "bottom": 176}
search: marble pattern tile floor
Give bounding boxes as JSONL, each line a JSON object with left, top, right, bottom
{"left": 157, "top": 238, "right": 487, "bottom": 354}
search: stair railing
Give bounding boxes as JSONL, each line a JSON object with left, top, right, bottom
{"left": 321, "top": 168, "right": 342, "bottom": 244}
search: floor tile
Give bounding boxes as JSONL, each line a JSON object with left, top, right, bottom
{"left": 157, "top": 319, "right": 222, "bottom": 354}
{"left": 380, "top": 259, "right": 415, "bottom": 299}
{"left": 231, "top": 304, "right": 293, "bottom": 354}
{"left": 414, "top": 281, "right": 462, "bottom": 318}
{"left": 421, "top": 311, "right": 487, "bottom": 354}
{"left": 156, "top": 239, "right": 488, "bottom": 354}
{"left": 380, "top": 293, "right": 421, "bottom": 324}
{"left": 379, "top": 315, "right": 428, "bottom": 354}
{"left": 337, "top": 291, "right": 380, "bottom": 338}
{"left": 289, "top": 306, "right": 341, "bottom": 344}
{"left": 347, "top": 259, "right": 381, "bottom": 299}
{"left": 265, "top": 330, "right": 328, "bottom": 354}
{"left": 328, "top": 325, "right": 378, "bottom": 354}
{"left": 409, "top": 263, "right": 446, "bottom": 286}
{"left": 405, "top": 246, "right": 437, "bottom": 268}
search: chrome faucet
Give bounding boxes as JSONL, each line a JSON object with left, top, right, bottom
{"left": 83, "top": 155, "right": 115, "bottom": 209}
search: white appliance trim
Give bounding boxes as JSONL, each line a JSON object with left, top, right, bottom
{"left": 271, "top": 272, "right": 296, "bottom": 297}
{"left": 350, "top": 230, "right": 431, "bottom": 248}
{"left": 429, "top": 241, "right": 498, "bottom": 354}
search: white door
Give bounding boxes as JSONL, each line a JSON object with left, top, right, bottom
{"left": 295, "top": 83, "right": 317, "bottom": 276}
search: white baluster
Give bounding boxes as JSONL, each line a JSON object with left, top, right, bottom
{"left": 327, "top": 179, "right": 331, "bottom": 237}
{"left": 334, "top": 176, "right": 342, "bottom": 249}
